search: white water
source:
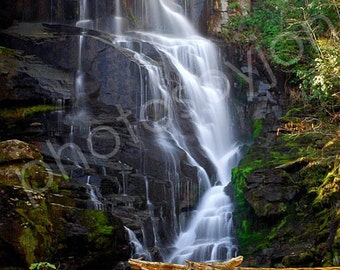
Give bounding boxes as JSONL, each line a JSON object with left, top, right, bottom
{"left": 132, "top": 0, "right": 241, "bottom": 263}
{"left": 86, "top": 176, "right": 103, "bottom": 210}
{"left": 125, "top": 227, "right": 152, "bottom": 260}
{"left": 71, "top": 0, "right": 241, "bottom": 263}
{"left": 75, "top": 0, "right": 93, "bottom": 115}
{"left": 114, "top": 0, "right": 123, "bottom": 34}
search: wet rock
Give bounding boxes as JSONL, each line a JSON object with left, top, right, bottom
{"left": 0, "top": 139, "right": 42, "bottom": 163}
{"left": 224, "top": 181, "right": 235, "bottom": 198}
{"left": 0, "top": 37, "right": 72, "bottom": 107}
{"left": 0, "top": 140, "right": 131, "bottom": 269}
{"left": 244, "top": 168, "right": 298, "bottom": 216}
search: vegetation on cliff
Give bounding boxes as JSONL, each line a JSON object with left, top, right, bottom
{"left": 232, "top": 111, "right": 339, "bottom": 265}
{"left": 0, "top": 140, "right": 131, "bottom": 269}
{"left": 224, "top": 0, "right": 339, "bottom": 118}
{"left": 224, "top": 0, "right": 339, "bottom": 267}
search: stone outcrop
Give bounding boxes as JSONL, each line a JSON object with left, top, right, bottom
{"left": 0, "top": 21, "right": 203, "bottom": 263}
{"left": 0, "top": 139, "right": 43, "bottom": 162}
{"left": 0, "top": 139, "right": 131, "bottom": 269}
{"left": 232, "top": 112, "right": 340, "bottom": 267}
{"left": 244, "top": 168, "right": 298, "bottom": 217}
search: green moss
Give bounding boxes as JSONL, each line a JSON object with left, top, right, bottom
{"left": 252, "top": 119, "right": 264, "bottom": 138}
{"left": 268, "top": 151, "right": 294, "bottom": 166}
{"left": 17, "top": 201, "right": 54, "bottom": 265}
{"left": 79, "top": 210, "right": 115, "bottom": 247}
{"left": 232, "top": 159, "right": 271, "bottom": 254}
{"left": 312, "top": 161, "right": 340, "bottom": 206}
{"left": 0, "top": 46, "right": 14, "bottom": 56}
{"left": 237, "top": 219, "right": 266, "bottom": 253}
{"left": 0, "top": 105, "right": 60, "bottom": 120}
{"left": 19, "top": 227, "right": 37, "bottom": 265}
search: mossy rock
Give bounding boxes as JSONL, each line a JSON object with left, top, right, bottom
{"left": 282, "top": 251, "right": 315, "bottom": 267}
{"left": 232, "top": 110, "right": 340, "bottom": 266}
{"left": 0, "top": 139, "right": 130, "bottom": 268}
{"left": 0, "top": 181, "right": 130, "bottom": 268}
{"left": 0, "top": 140, "right": 42, "bottom": 164}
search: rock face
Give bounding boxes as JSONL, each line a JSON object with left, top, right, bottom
{"left": 244, "top": 168, "right": 298, "bottom": 217}
{"left": 0, "top": 140, "right": 131, "bottom": 269}
{"left": 0, "top": 139, "right": 43, "bottom": 162}
{"left": 232, "top": 113, "right": 340, "bottom": 267}
{"left": 1, "top": 0, "right": 319, "bottom": 268}
{"left": 0, "top": 21, "right": 203, "bottom": 264}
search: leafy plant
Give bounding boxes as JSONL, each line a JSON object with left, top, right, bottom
{"left": 223, "top": 0, "right": 340, "bottom": 117}
{"left": 29, "top": 262, "right": 56, "bottom": 270}
{"left": 252, "top": 119, "right": 263, "bottom": 138}
{"left": 0, "top": 45, "right": 14, "bottom": 55}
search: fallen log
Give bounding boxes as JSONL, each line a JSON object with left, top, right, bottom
{"left": 129, "top": 256, "right": 243, "bottom": 270}
{"left": 129, "top": 259, "right": 185, "bottom": 270}
{"left": 128, "top": 256, "right": 340, "bottom": 270}
{"left": 235, "top": 268, "right": 340, "bottom": 270}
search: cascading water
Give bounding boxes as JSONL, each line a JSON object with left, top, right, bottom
{"left": 114, "top": 0, "right": 123, "bottom": 35}
{"left": 125, "top": 227, "right": 152, "bottom": 260}
{"left": 75, "top": 0, "right": 93, "bottom": 116}
{"left": 68, "top": 0, "right": 241, "bottom": 263}
{"left": 131, "top": 0, "right": 241, "bottom": 263}
{"left": 86, "top": 176, "right": 103, "bottom": 210}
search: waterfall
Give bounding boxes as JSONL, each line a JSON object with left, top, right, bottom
{"left": 68, "top": 0, "right": 241, "bottom": 263}
{"left": 86, "top": 176, "right": 103, "bottom": 210}
{"left": 132, "top": 0, "right": 241, "bottom": 263}
{"left": 125, "top": 227, "right": 152, "bottom": 260}
{"left": 75, "top": 0, "right": 93, "bottom": 117}
{"left": 114, "top": 0, "right": 123, "bottom": 34}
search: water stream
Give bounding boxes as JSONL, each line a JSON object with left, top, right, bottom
{"left": 114, "top": 0, "right": 123, "bottom": 35}
{"left": 125, "top": 227, "right": 152, "bottom": 260}
{"left": 132, "top": 0, "right": 241, "bottom": 263}
{"left": 72, "top": 0, "right": 241, "bottom": 263}
{"left": 86, "top": 176, "right": 104, "bottom": 210}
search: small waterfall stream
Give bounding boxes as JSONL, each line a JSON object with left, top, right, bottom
{"left": 125, "top": 227, "right": 152, "bottom": 260}
{"left": 86, "top": 176, "right": 103, "bottom": 210}
{"left": 114, "top": 0, "right": 123, "bottom": 35}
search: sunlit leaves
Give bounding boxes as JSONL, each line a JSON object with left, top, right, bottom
{"left": 223, "top": 0, "right": 340, "bottom": 115}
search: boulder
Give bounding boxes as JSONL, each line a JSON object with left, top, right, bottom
{"left": 0, "top": 139, "right": 131, "bottom": 269}
{"left": 0, "top": 139, "right": 42, "bottom": 163}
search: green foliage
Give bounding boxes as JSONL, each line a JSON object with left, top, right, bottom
{"left": 252, "top": 119, "right": 263, "bottom": 138}
{"left": 29, "top": 262, "right": 56, "bottom": 270}
{"left": 0, "top": 45, "right": 14, "bottom": 56}
{"left": 0, "top": 105, "right": 60, "bottom": 120}
{"left": 223, "top": 0, "right": 340, "bottom": 116}
{"left": 297, "top": 39, "right": 340, "bottom": 107}
{"left": 79, "top": 210, "right": 115, "bottom": 247}
{"left": 237, "top": 219, "right": 265, "bottom": 253}
{"left": 228, "top": 1, "right": 241, "bottom": 9}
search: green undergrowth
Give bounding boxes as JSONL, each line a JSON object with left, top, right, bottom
{"left": 29, "top": 262, "right": 56, "bottom": 270}
{"left": 232, "top": 108, "right": 339, "bottom": 264}
{"left": 0, "top": 46, "right": 15, "bottom": 56}
{"left": 17, "top": 201, "right": 55, "bottom": 265}
{"left": 0, "top": 105, "right": 60, "bottom": 121}
{"left": 79, "top": 211, "right": 116, "bottom": 249}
